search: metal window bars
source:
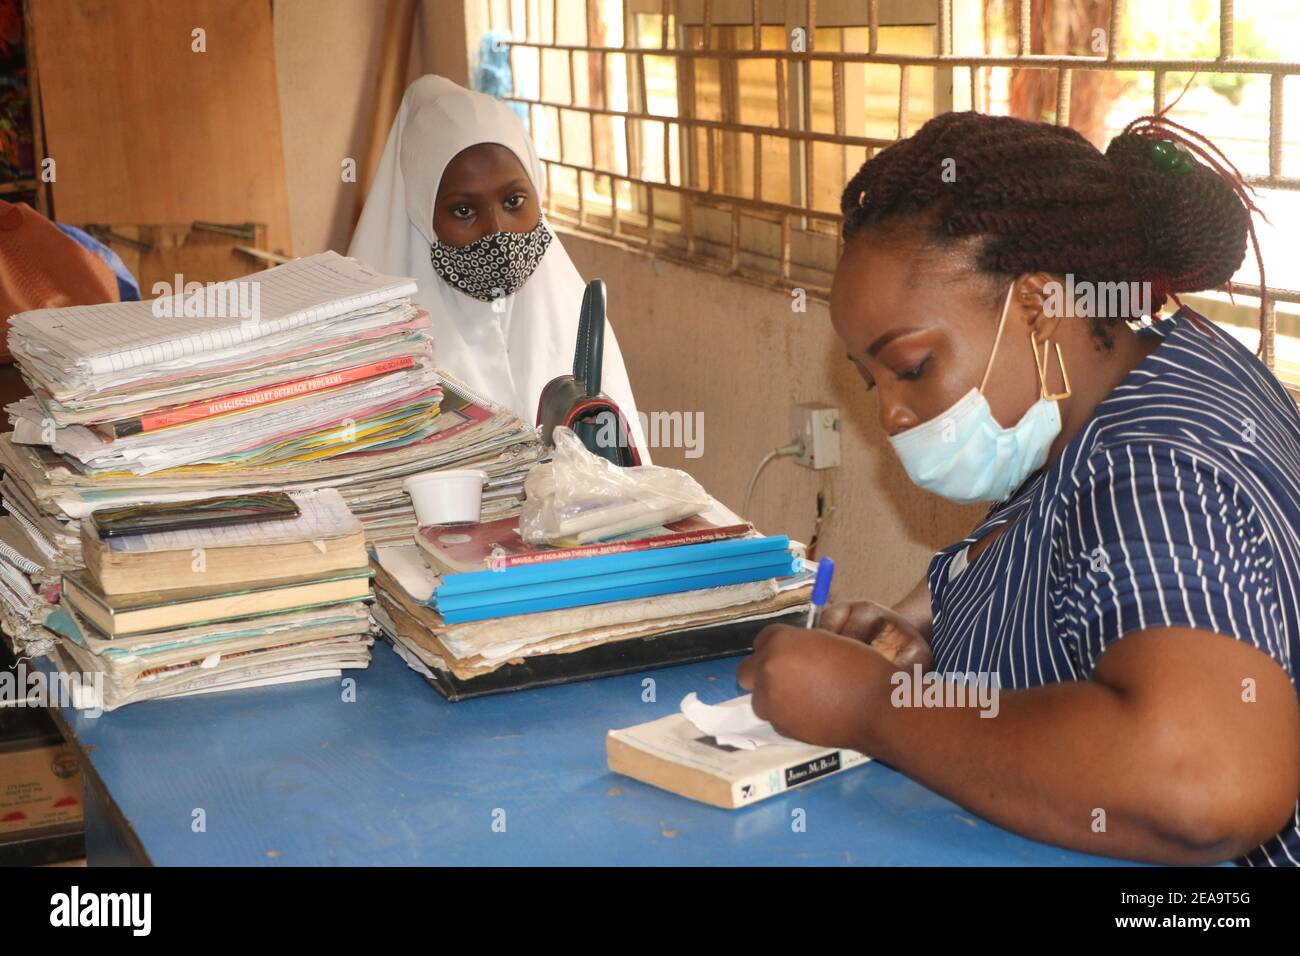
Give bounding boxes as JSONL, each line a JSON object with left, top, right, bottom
{"left": 486, "top": 0, "right": 1300, "bottom": 379}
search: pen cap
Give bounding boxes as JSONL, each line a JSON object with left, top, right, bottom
{"left": 811, "top": 557, "right": 835, "bottom": 605}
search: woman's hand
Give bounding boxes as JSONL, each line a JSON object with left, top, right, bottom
{"left": 817, "top": 600, "right": 934, "bottom": 670}
{"left": 736, "top": 624, "right": 895, "bottom": 749}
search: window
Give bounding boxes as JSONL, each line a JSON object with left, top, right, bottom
{"left": 479, "top": 0, "right": 1300, "bottom": 397}
{"left": 481, "top": 0, "right": 944, "bottom": 292}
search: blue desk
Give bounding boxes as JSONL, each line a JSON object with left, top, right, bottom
{"left": 44, "top": 644, "right": 1132, "bottom": 866}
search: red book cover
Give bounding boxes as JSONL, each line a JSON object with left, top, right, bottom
{"left": 417, "top": 513, "right": 753, "bottom": 575}
{"left": 103, "top": 354, "right": 419, "bottom": 437}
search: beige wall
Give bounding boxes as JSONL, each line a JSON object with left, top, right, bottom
{"left": 273, "top": 0, "right": 472, "bottom": 255}
{"left": 273, "top": 0, "right": 387, "bottom": 255}
{"left": 562, "top": 231, "right": 983, "bottom": 604}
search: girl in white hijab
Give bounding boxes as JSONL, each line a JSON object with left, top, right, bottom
{"left": 349, "top": 75, "right": 648, "bottom": 456}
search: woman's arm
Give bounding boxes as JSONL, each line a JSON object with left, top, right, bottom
{"left": 738, "top": 624, "right": 1300, "bottom": 864}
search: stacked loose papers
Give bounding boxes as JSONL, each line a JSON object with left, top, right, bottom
{"left": 0, "top": 253, "right": 545, "bottom": 676}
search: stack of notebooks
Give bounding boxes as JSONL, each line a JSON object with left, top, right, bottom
{"left": 370, "top": 502, "right": 814, "bottom": 697}
{"left": 42, "top": 489, "right": 375, "bottom": 710}
{"left": 2, "top": 251, "right": 544, "bottom": 548}
{"left": 0, "top": 252, "right": 545, "bottom": 659}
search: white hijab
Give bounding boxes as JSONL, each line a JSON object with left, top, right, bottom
{"left": 348, "top": 75, "right": 647, "bottom": 456}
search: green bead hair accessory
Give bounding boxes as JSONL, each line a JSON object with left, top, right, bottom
{"left": 1149, "top": 139, "right": 1195, "bottom": 173}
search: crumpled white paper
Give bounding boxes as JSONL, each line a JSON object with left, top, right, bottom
{"left": 679, "top": 692, "right": 800, "bottom": 750}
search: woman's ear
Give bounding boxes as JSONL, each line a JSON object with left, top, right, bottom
{"left": 1015, "top": 272, "right": 1063, "bottom": 342}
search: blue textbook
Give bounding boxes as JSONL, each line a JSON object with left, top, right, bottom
{"left": 433, "top": 536, "right": 797, "bottom": 624}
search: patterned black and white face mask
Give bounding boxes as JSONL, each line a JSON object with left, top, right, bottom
{"left": 429, "top": 218, "right": 552, "bottom": 302}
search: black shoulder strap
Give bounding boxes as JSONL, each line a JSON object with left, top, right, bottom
{"left": 573, "top": 282, "right": 593, "bottom": 382}
{"left": 573, "top": 279, "right": 605, "bottom": 397}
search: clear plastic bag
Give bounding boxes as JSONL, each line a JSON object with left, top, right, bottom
{"left": 520, "top": 427, "right": 711, "bottom": 545}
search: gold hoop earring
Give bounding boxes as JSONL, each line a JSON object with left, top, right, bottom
{"left": 1032, "top": 331, "right": 1072, "bottom": 401}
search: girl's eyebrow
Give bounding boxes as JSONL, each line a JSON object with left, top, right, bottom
{"left": 441, "top": 180, "right": 532, "bottom": 205}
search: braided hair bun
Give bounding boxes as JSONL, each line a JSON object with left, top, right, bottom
{"left": 1102, "top": 128, "right": 1250, "bottom": 302}
{"left": 841, "top": 111, "right": 1255, "bottom": 339}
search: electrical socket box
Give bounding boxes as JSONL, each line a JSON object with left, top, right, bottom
{"left": 790, "top": 402, "right": 841, "bottom": 470}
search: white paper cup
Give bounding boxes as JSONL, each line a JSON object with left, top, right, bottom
{"left": 402, "top": 469, "right": 487, "bottom": 527}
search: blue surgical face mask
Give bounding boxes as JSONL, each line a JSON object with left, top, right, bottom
{"left": 887, "top": 283, "right": 1067, "bottom": 504}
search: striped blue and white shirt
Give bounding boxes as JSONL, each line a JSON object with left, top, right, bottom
{"left": 926, "top": 308, "right": 1300, "bottom": 866}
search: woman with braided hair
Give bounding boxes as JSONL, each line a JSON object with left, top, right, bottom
{"left": 737, "top": 111, "right": 1300, "bottom": 866}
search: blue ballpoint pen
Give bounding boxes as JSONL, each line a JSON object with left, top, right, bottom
{"left": 806, "top": 557, "right": 835, "bottom": 628}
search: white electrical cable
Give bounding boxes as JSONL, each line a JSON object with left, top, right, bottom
{"left": 741, "top": 441, "right": 804, "bottom": 519}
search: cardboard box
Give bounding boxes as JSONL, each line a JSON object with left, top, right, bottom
{"left": 0, "top": 742, "right": 83, "bottom": 836}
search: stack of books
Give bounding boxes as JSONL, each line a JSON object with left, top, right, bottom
{"left": 0, "top": 253, "right": 545, "bottom": 660}
{"left": 369, "top": 502, "right": 814, "bottom": 696}
{"left": 44, "top": 489, "right": 375, "bottom": 710}
{"left": 432, "top": 535, "right": 799, "bottom": 624}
